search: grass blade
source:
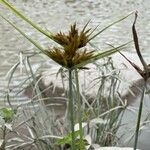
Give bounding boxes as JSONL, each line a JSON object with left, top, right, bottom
{"left": 88, "top": 12, "right": 134, "bottom": 42}
{"left": 0, "top": 0, "right": 133, "bottom": 45}
{"left": 0, "top": 14, "right": 50, "bottom": 57}
{"left": 0, "top": 0, "right": 53, "bottom": 39}
{"left": 134, "top": 83, "right": 146, "bottom": 150}
{"left": 73, "top": 41, "right": 132, "bottom": 69}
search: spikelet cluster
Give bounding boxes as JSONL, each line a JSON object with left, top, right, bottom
{"left": 46, "top": 23, "right": 94, "bottom": 68}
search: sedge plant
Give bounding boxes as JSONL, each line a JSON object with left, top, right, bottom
{"left": 0, "top": 0, "right": 134, "bottom": 149}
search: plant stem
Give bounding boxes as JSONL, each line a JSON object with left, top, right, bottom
{"left": 0, "top": 126, "right": 7, "bottom": 150}
{"left": 134, "top": 81, "right": 146, "bottom": 150}
{"left": 68, "top": 69, "right": 75, "bottom": 150}
{"left": 75, "top": 69, "right": 84, "bottom": 150}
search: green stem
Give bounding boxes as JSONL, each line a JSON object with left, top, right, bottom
{"left": 75, "top": 69, "right": 84, "bottom": 150}
{"left": 134, "top": 81, "right": 146, "bottom": 150}
{"left": 0, "top": 126, "right": 7, "bottom": 150}
{"left": 68, "top": 69, "right": 75, "bottom": 150}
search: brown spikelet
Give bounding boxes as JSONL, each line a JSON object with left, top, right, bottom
{"left": 72, "top": 49, "right": 94, "bottom": 66}
{"left": 51, "top": 22, "right": 92, "bottom": 49}
{"left": 46, "top": 23, "right": 94, "bottom": 68}
{"left": 52, "top": 32, "right": 69, "bottom": 46}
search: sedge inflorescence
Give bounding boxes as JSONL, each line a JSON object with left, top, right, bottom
{"left": 46, "top": 23, "right": 94, "bottom": 69}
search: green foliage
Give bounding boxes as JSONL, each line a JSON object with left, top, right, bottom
{"left": 0, "top": 108, "right": 14, "bottom": 123}
{"left": 56, "top": 130, "right": 89, "bottom": 149}
{"left": 56, "top": 130, "right": 80, "bottom": 145}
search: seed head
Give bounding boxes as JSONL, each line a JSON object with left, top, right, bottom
{"left": 46, "top": 23, "right": 94, "bottom": 69}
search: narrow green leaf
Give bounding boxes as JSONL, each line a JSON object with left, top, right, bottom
{"left": 0, "top": 14, "right": 49, "bottom": 57}
{"left": 0, "top": 0, "right": 53, "bottom": 39}
{"left": 81, "top": 19, "right": 91, "bottom": 33}
{"left": 73, "top": 41, "right": 132, "bottom": 69}
{"left": 88, "top": 11, "right": 134, "bottom": 42}
{"left": 0, "top": 0, "right": 134, "bottom": 45}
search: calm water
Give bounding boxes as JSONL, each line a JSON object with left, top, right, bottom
{"left": 0, "top": 0, "right": 150, "bottom": 105}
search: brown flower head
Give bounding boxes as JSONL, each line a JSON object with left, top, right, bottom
{"left": 46, "top": 23, "right": 94, "bottom": 69}
{"left": 51, "top": 23, "right": 91, "bottom": 49}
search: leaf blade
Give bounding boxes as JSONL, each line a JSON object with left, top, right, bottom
{"left": 88, "top": 12, "right": 134, "bottom": 42}
{"left": 73, "top": 41, "right": 132, "bottom": 69}
{"left": 0, "top": 14, "right": 49, "bottom": 56}
{"left": 0, "top": 0, "right": 53, "bottom": 39}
